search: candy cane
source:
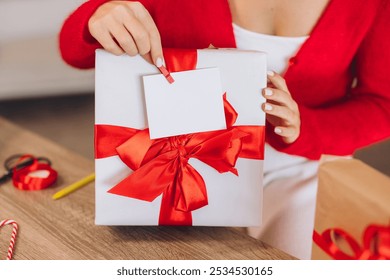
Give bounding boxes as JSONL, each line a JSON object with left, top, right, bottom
{"left": 0, "top": 219, "right": 18, "bottom": 260}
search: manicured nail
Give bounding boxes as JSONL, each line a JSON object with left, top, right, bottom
{"left": 156, "top": 57, "right": 164, "bottom": 67}
{"left": 265, "top": 103, "right": 273, "bottom": 111}
{"left": 264, "top": 88, "right": 273, "bottom": 96}
{"left": 274, "top": 127, "right": 282, "bottom": 134}
{"left": 267, "top": 70, "right": 275, "bottom": 77}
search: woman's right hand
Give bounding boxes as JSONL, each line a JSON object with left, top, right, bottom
{"left": 88, "top": 1, "right": 163, "bottom": 66}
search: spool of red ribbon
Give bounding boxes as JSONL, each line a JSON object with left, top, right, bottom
{"left": 2, "top": 154, "right": 58, "bottom": 191}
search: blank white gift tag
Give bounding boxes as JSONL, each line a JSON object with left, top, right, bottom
{"left": 143, "top": 68, "right": 226, "bottom": 139}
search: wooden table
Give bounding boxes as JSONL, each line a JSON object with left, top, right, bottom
{"left": 0, "top": 117, "right": 293, "bottom": 260}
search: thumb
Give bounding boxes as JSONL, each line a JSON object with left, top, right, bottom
{"left": 149, "top": 35, "right": 164, "bottom": 67}
{"left": 141, "top": 53, "right": 154, "bottom": 65}
{"left": 141, "top": 48, "right": 164, "bottom": 67}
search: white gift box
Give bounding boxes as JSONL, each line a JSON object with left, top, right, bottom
{"left": 95, "top": 49, "right": 266, "bottom": 226}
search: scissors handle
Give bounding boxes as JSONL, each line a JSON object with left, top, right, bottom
{"left": 0, "top": 160, "right": 34, "bottom": 185}
{"left": 0, "top": 171, "right": 11, "bottom": 184}
{"left": 0, "top": 155, "right": 47, "bottom": 185}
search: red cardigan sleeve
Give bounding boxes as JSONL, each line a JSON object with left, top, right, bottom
{"left": 59, "top": 0, "right": 153, "bottom": 69}
{"left": 267, "top": 0, "right": 390, "bottom": 159}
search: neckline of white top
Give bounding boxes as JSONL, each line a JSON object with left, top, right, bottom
{"left": 232, "top": 23, "right": 309, "bottom": 41}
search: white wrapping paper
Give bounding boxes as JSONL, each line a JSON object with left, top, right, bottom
{"left": 95, "top": 49, "right": 266, "bottom": 226}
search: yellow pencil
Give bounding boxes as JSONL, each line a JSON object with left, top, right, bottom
{"left": 52, "top": 173, "right": 95, "bottom": 200}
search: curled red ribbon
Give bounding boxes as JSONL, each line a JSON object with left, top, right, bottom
{"left": 95, "top": 49, "right": 265, "bottom": 225}
{"left": 313, "top": 224, "right": 390, "bottom": 260}
{"left": 12, "top": 155, "right": 57, "bottom": 191}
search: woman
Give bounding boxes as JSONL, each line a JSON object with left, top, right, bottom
{"left": 59, "top": 0, "right": 390, "bottom": 259}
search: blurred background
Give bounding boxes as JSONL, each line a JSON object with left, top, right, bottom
{"left": 0, "top": 0, "right": 389, "bottom": 175}
{"left": 0, "top": 0, "right": 94, "bottom": 158}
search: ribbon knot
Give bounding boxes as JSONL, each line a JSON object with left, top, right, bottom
{"left": 169, "top": 136, "right": 190, "bottom": 158}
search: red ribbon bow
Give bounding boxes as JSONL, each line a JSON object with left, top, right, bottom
{"left": 95, "top": 49, "right": 265, "bottom": 225}
{"left": 313, "top": 224, "right": 390, "bottom": 260}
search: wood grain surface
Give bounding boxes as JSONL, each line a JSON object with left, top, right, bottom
{"left": 0, "top": 117, "right": 294, "bottom": 260}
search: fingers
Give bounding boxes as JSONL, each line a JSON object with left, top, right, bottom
{"left": 273, "top": 126, "right": 299, "bottom": 141}
{"left": 88, "top": 1, "right": 163, "bottom": 66}
{"left": 262, "top": 71, "right": 300, "bottom": 144}
{"left": 262, "top": 100, "right": 300, "bottom": 144}
{"left": 110, "top": 24, "right": 138, "bottom": 55}
{"left": 262, "top": 102, "right": 298, "bottom": 126}
{"left": 96, "top": 30, "right": 125, "bottom": 55}
{"left": 264, "top": 103, "right": 300, "bottom": 144}
{"left": 132, "top": 3, "right": 163, "bottom": 65}
{"left": 267, "top": 70, "right": 289, "bottom": 94}
{"left": 262, "top": 88, "right": 297, "bottom": 110}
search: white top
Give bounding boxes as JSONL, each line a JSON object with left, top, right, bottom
{"left": 233, "top": 23, "right": 308, "bottom": 74}
{"left": 233, "top": 23, "right": 310, "bottom": 174}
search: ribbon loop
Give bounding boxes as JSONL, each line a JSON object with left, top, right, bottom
{"left": 313, "top": 224, "right": 390, "bottom": 260}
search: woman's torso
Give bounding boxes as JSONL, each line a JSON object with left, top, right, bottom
{"left": 228, "top": 0, "right": 330, "bottom": 38}
{"left": 233, "top": 23, "right": 310, "bottom": 172}
{"left": 154, "top": 0, "right": 361, "bottom": 108}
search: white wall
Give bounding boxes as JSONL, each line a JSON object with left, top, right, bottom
{"left": 0, "top": 0, "right": 94, "bottom": 100}
{"left": 0, "top": 0, "right": 86, "bottom": 43}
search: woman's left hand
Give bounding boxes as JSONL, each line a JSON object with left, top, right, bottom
{"left": 261, "top": 71, "right": 301, "bottom": 144}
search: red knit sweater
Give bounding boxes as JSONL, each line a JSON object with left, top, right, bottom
{"left": 59, "top": 0, "right": 390, "bottom": 160}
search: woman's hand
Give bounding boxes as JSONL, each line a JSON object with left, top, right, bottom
{"left": 262, "top": 71, "right": 301, "bottom": 144}
{"left": 88, "top": 1, "right": 163, "bottom": 66}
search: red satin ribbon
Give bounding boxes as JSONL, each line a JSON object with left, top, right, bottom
{"left": 12, "top": 155, "right": 57, "bottom": 191}
{"left": 313, "top": 224, "right": 390, "bottom": 260}
{"left": 95, "top": 49, "right": 265, "bottom": 225}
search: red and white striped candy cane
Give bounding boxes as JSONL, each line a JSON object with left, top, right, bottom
{"left": 0, "top": 219, "right": 18, "bottom": 260}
